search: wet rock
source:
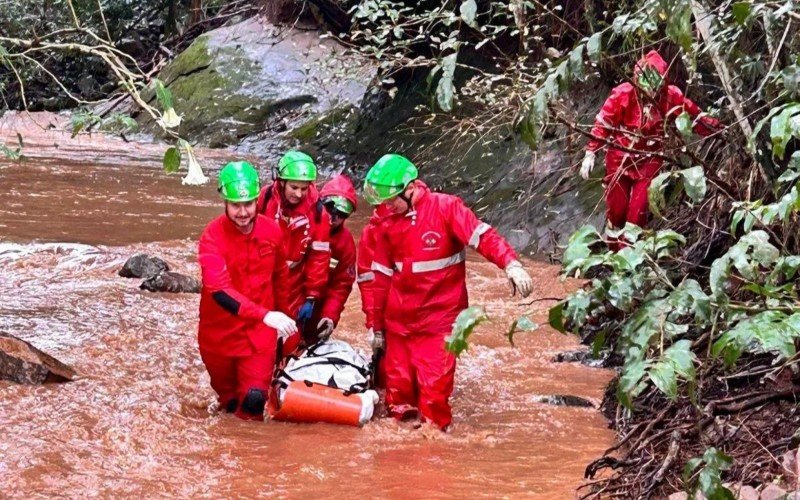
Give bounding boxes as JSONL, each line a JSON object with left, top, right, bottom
{"left": 760, "top": 484, "right": 788, "bottom": 500}
{"left": 531, "top": 395, "right": 595, "bottom": 408}
{"left": 151, "top": 17, "right": 375, "bottom": 148}
{"left": 119, "top": 254, "right": 170, "bottom": 279}
{"left": 553, "top": 350, "right": 607, "bottom": 368}
{"left": 0, "top": 332, "right": 76, "bottom": 384}
{"left": 725, "top": 484, "right": 759, "bottom": 500}
{"left": 781, "top": 449, "right": 800, "bottom": 485}
{"left": 140, "top": 272, "right": 201, "bottom": 294}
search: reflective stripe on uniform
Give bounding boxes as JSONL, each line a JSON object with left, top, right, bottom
{"left": 394, "top": 250, "right": 466, "bottom": 273}
{"left": 329, "top": 258, "right": 340, "bottom": 269}
{"left": 469, "top": 223, "right": 491, "bottom": 248}
{"left": 357, "top": 271, "right": 375, "bottom": 283}
{"left": 372, "top": 261, "right": 394, "bottom": 277}
{"left": 287, "top": 260, "right": 301, "bottom": 269}
{"left": 311, "top": 241, "right": 330, "bottom": 252}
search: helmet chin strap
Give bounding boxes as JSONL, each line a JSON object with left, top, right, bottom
{"left": 397, "top": 182, "right": 415, "bottom": 211}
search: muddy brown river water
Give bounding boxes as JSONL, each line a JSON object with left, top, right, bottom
{"left": 0, "top": 114, "right": 614, "bottom": 498}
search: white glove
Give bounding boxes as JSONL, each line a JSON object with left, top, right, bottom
{"left": 580, "top": 151, "right": 596, "bottom": 180}
{"left": 263, "top": 311, "right": 297, "bottom": 340}
{"left": 368, "top": 328, "right": 385, "bottom": 352}
{"left": 317, "top": 318, "right": 335, "bottom": 341}
{"left": 505, "top": 260, "right": 533, "bottom": 298}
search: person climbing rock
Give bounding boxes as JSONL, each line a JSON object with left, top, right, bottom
{"left": 257, "top": 151, "right": 331, "bottom": 353}
{"left": 197, "top": 161, "right": 297, "bottom": 421}
{"left": 580, "top": 50, "right": 720, "bottom": 247}
{"left": 364, "top": 153, "right": 534, "bottom": 430}
{"left": 307, "top": 174, "right": 358, "bottom": 344}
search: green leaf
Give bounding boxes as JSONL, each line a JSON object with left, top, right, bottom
{"left": 563, "top": 225, "right": 602, "bottom": 274}
{"left": 459, "top": 0, "right": 478, "bottom": 28}
{"left": 549, "top": 302, "right": 566, "bottom": 333}
{"left": 732, "top": 2, "right": 752, "bottom": 24}
{"left": 770, "top": 104, "right": 800, "bottom": 159}
{"left": 564, "top": 290, "right": 593, "bottom": 330}
{"left": 586, "top": 33, "right": 602, "bottom": 63}
{"left": 665, "top": 3, "right": 693, "bottom": 52}
{"left": 436, "top": 52, "right": 458, "bottom": 112}
{"left": 568, "top": 45, "right": 584, "bottom": 80}
{"left": 508, "top": 316, "right": 538, "bottom": 347}
{"left": 591, "top": 330, "right": 606, "bottom": 358}
{"left": 648, "top": 171, "right": 672, "bottom": 219}
{"left": 153, "top": 78, "right": 174, "bottom": 111}
{"left": 648, "top": 361, "right": 677, "bottom": 399}
{"left": 675, "top": 111, "right": 693, "bottom": 141}
{"left": 618, "top": 358, "right": 647, "bottom": 409}
{"left": 163, "top": 146, "right": 181, "bottom": 174}
{"left": 445, "top": 306, "right": 489, "bottom": 356}
{"left": 608, "top": 276, "right": 635, "bottom": 311}
{"left": 683, "top": 457, "right": 703, "bottom": 482}
{"left": 680, "top": 166, "right": 707, "bottom": 204}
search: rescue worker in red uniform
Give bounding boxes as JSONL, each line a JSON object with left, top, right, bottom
{"left": 197, "top": 161, "right": 298, "bottom": 420}
{"left": 357, "top": 203, "right": 392, "bottom": 338}
{"left": 309, "top": 174, "right": 358, "bottom": 343}
{"left": 256, "top": 151, "right": 331, "bottom": 353}
{"left": 580, "top": 50, "right": 720, "bottom": 236}
{"left": 364, "top": 154, "right": 534, "bottom": 430}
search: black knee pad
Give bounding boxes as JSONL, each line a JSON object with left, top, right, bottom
{"left": 241, "top": 388, "right": 266, "bottom": 416}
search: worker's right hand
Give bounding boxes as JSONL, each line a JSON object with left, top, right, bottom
{"left": 580, "top": 151, "right": 595, "bottom": 180}
{"left": 368, "top": 328, "right": 385, "bottom": 353}
{"left": 263, "top": 311, "right": 298, "bottom": 340}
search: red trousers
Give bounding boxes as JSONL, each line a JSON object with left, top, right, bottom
{"left": 384, "top": 331, "right": 457, "bottom": 430}
{"left": 605, "top": 173, "right": 652, "bottom": 229}
{"left": 200, "top": 348, "right": 276, "bottom": 421}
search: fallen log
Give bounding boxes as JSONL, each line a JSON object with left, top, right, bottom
{"left": 0, "top": 332, "right": 77, "bottom": 384}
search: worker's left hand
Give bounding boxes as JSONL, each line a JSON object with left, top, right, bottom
{"left": 317, "top": 318, "right": 335, "bottom": 341}
{"left": 297, "top": 298, "right": 316, "bottom": 325}
{"left": 505, "top": 260, "right": 533, "bottom": 298}
{"left": 580, "top": 151, "right": 595, "bottom": 180}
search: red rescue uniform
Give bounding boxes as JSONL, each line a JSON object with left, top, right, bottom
{"left": 587, "top": 50, "right": 719, "bottom": 229}
{"left": 357, "top": 204, "right": 392, "bottom": 331}
{"left": 197, "top": 214, "right": 290, "bottom": 420}
{"left": 370, "top": 183, "right": 518, "bottom": 429}
{"left": 257, "top": 181, "right": 331, "bottom": 352}
{"left": 306, "top": 175, "right": 358, "bottom": 343}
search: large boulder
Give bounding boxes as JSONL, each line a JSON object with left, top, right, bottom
{"left": 0, "top": 332, "right": 76, "bottom": 384}
{"left": 153, "top": 17, "right": 375, "bottom": 149}
{"left": 140, "top": 272, "right": 201, "bottom": 293}
{"left": 119, "top": 253, "right": 170, "bottom": 279}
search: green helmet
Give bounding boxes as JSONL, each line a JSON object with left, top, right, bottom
{"left": 218, "top": 161, "right": 260, "bottom": 202}
{"left": 277, "top": 151, "right": 317, "bottom": 181}
{"left": 323, "top": 195, "right": 355, "bottom": 216}
{"left": 363, "top": 154, "right": 418, "bottom": 205}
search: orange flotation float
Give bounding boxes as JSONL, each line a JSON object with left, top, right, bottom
{"left": 268, "top": 340, "right": 380, "bottom": 427}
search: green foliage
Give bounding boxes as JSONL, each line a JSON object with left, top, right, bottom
{"left": 153, "top": 79, "right": 174, "bottom": 112}
{"left": 445, "top": 306, "right": 489, "bottom": 357}
{"left": 682, "top": 448, "right": 734, "bottom": 500}
{"left": 71, "top": 111, "right": 138, "bottom": 138}
{"left": 71, "top": 111, "right": 102, "bottom": 138}
{"left": 0, "top": 132, "right": 23, "bottom": 161}
{"left": 648, "top": 166, "right": 708, "bottom": 218}
{"left": 508, "top": 316, "right": 538, "bottom": 347}
{"left": 712, "top": 310, "right": 800, "bottom": 367}
{"left": 163, "top": 146, "right": 181, "bottom": 174}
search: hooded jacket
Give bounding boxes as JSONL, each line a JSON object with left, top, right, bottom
{"left": 256, "top": 180, "right": 331, "bottom": 316}
{"left": 587, "top": 50, "right": 720, "bottom": 180}
{"left": 317, "top": 175, "right": 358, "bottom": 324}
